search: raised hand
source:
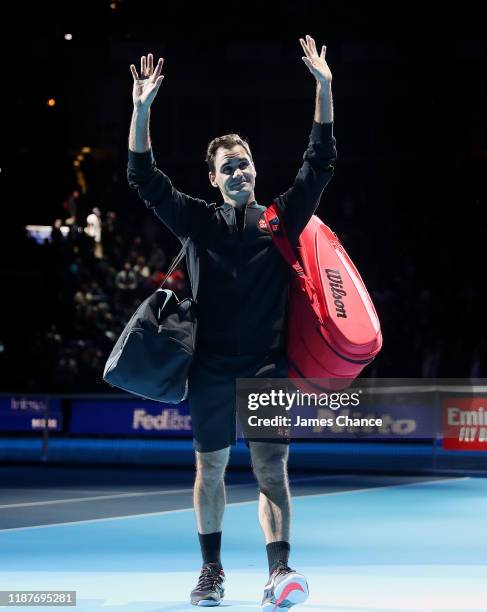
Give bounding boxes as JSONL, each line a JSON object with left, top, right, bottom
{"left": 130, "top": 53, "right": 165, "bottom": 109}
{"left": 299, "top": 35, "right": 332, "bottom": 85}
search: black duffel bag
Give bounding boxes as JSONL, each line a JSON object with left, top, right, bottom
{"left": 103, "top": 238, "right": 197, "bottom": 403}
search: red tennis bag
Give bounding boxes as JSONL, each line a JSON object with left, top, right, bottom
{"left": 265, "top": 203, "right": 382, "bottom": 387}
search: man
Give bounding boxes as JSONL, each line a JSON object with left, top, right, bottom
{"left": 85, "top": 207, "right": 103, "bottom": 258}
{"left": 127, "top": 35, "right": 336, "bottom": 609}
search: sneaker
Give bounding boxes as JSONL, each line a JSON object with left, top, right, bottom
{"left": 261, "top": 562, "right": 309, "bottom": 610}
{"left": 190, "top": 562, "right": 225, "bottom": 607}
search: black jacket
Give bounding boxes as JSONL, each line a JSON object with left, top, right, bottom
{"left": 127, "top": 121, "right": 337, "bottom": 355}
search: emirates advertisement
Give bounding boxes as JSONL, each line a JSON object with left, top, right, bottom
{"left": 443, "top": 397, "right": 487, "bottom": 451}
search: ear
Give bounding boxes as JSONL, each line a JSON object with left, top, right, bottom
{"left": 209, "top": 171, "right": 218, "bottom": 188}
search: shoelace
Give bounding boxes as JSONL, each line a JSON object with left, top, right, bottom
{"left": 274, "top": 562, "right": 294, "bottom": 578}
{"left": 196, "top": 564, "right": 223, "bottom": 590}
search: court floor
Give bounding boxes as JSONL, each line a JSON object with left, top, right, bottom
{"left": 0, "top": 465, "right": 486, "bottom": 611}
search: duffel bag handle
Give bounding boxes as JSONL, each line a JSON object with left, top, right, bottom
{"left": 159, "top": 237, "right": 194, "bottom": 294}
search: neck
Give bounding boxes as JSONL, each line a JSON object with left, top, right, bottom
{"left": 222, "top": 192, "right": 255, "bottom": 207}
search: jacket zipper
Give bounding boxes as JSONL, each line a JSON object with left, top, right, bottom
{"left": 236, "top": 205, "right": 247, "bottom": 355}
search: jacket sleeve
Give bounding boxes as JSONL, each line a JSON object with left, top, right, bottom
{"left": 276, "top": 121, "right": 337, "bottom": 245}
{"left": 127, "top": 149, "right": 210, "bottom": 240}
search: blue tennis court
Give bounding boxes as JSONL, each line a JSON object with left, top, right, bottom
{"left": 5, "top": 3, "right": 487, "bottom": 609}
{"left": 1, "top": 464, "right": 486, "bottom": 611}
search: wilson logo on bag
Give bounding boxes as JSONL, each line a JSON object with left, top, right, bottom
{"left": 264, "top": 203, "right": 382, "bottom": 387}
{"left": 325, "top": 268, "right": 347, "bottom": 318}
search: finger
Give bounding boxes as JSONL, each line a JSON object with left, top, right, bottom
{"left": 148, "top": 53, "right": 153, "bottom": 74}
{"left": 154, "top": 75, "right": 164, "bottom": 90}
{"left": 300, "top": 38, "right": 311, "bottom": 59}
{"left": 302, "top": 56, "right": 316, "bottom": 69}
{"left": 306, "top": 35, "right": 318, "bottom": 56}
{"left": 321, "top": 45, "right": 327, "bottom": 59}
{"left": 141, "top": 55, "right": 146, "bottom": 77}
{"left": 308, "top": 35, "right": 318, "bottom": 55}
{"left": 302, "top": 57, "right": 318, "bottom": 77}
{"left": 130, "top": 64, "right": 139, "bottom": 81}
{"left": 150, "top": 57, "right": 164, "bottom": 82}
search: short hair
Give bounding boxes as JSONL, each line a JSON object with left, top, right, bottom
{"left": 206, "top": 133, "right": 253, "bottom": 173}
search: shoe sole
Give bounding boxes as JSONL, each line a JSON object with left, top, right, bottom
{"left": 262, "top": 573, "right": 309, "bottom": 611}
{"left": 190, "top": 595, "right": 223, "bottom": 607}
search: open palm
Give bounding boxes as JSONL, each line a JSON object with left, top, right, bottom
{"left": 300, "top": 35, "right": 332, "bottom": 84}
{"left": 130, "top": 53, "right": 165, "bottom": 108}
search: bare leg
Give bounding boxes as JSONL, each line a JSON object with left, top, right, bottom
{"left": 194, "top": 447, "right": 230, "bottom": 534}
{"left": 249, "top": 441, "right": 291, "bottom": 543}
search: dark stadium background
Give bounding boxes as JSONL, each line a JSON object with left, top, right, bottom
{"left": 2, "top": 0, "right": 486, "bottom": 391}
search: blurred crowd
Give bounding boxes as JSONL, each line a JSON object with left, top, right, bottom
{"left": 4, "top": 197, "right": 188, "bottom": 392}
{"left": 1, "top": 189, "right": 485, "bottom": 393}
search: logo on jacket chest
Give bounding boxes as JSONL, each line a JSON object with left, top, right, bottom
{"left": 258, "top": 212, "right": 281, "bottom": 235}
{"left": 262, "top": 212, "right": 283, "bottom": 237}
{"left": 258, "top": 214, "right": 269, "bottom": 232}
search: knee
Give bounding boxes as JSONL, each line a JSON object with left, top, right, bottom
{"left": 195, "top": 448, "right": 229, "bottom": 487}
{"left": 252, "top": 447, "right": 289, "bottom": 495}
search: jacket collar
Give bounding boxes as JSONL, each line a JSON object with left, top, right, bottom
{"left": 218, "top": 200, "right": 261, "bottom": 212}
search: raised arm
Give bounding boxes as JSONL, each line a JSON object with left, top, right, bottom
{"left": 300, "top": 34, "right": 333, "bottom": 124}
{"left": 129, "top": 53, "right": 165, "bottom": 152}
{"left": 276, "top": 35, "right": 337, "bottom": 244}
{"left": 127, "top": 53, "right": 209, "bottom": 240}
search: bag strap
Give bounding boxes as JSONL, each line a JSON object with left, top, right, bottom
{"left": 264, "top": 202, "right": 323, "bottom": 324}
{"left": 159, "top": 237, "right": 194, "bottom": 294}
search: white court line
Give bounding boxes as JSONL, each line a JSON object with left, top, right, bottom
{"left": 0, "top": 488, "right": 139, "bottom": 495}
{"left": 0, "top": 474, "right": 349, "bottom": 510}
{"left": 0, "top": 487, "right": 198, "bottom": 509}
{"left": 0, "top": 476, "right": 469, "bottom": 533}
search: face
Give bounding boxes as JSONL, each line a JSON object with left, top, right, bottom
{"left": 209, "top": 144, "right": 257, "bottom": 206}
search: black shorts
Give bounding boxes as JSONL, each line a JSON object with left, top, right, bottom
{"left": 187, "top": 348, "right": 290, "bottom": 453}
